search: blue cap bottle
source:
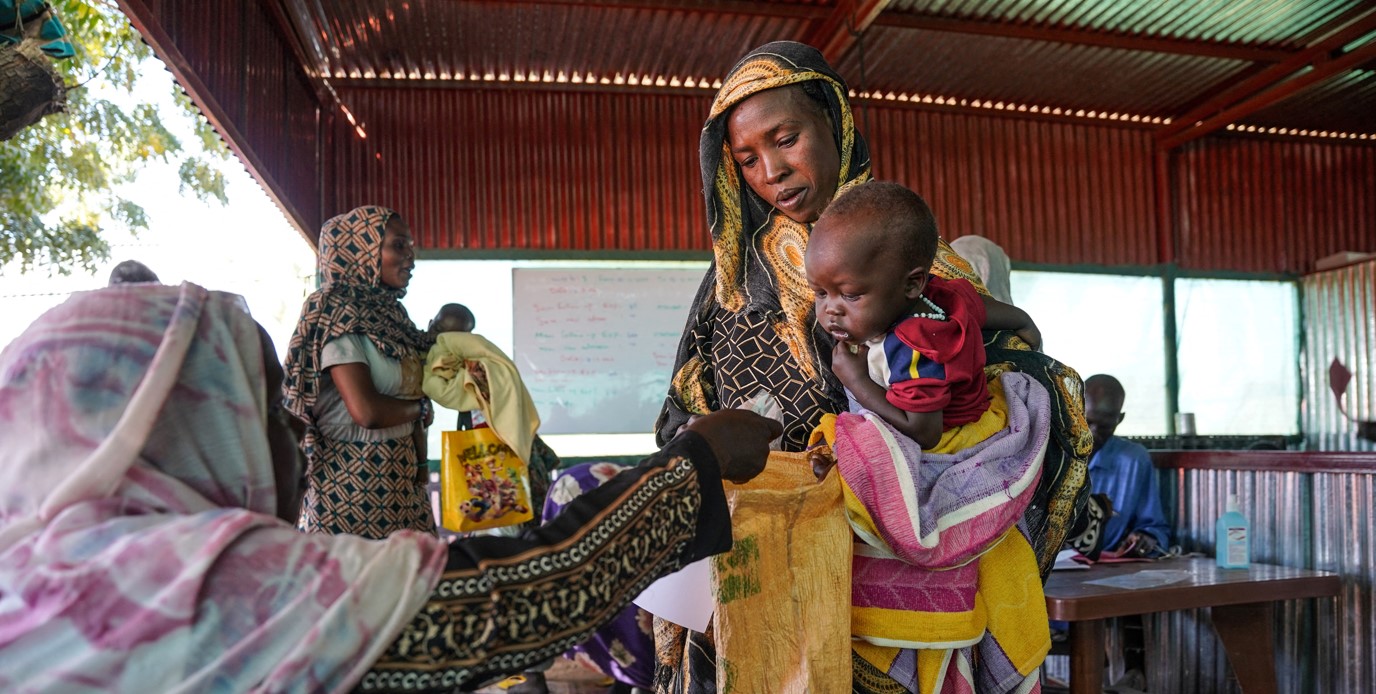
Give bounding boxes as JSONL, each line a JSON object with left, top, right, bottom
{"left": 1215, "top": 494, "right": 1250, "bottom": 569}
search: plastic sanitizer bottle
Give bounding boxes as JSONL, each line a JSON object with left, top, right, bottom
{"left": 1215, "top": 494, "right": 1250, "bottom": 569}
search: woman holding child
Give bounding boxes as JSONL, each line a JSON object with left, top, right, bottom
{"left": 655, "top": 41, "right": 1093, "bottom": 693}
{"left": 283, "top": 206, "right": 436, "bottom": 539}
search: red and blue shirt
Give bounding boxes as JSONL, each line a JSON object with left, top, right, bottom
{"left": 862, "top": 277, "right": 991, "bottom": 428}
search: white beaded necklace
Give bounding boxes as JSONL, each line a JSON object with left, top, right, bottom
{"left": 911, "top": 294, "right": 946, "bottom": 321}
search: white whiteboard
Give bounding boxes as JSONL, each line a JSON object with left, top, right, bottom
{"left": 513, "top": 267, "right": 707, "bottom": 435}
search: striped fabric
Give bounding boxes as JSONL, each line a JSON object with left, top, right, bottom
{"left": 831, "top": 372, "right": 1052, "bottom": 693}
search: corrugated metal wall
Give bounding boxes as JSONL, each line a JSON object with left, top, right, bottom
{"left": 1302, "top": 260, "right": 1376, "bottom": 452}
{"left": 326, "top": 89, "right": 704, "bottom": 253}
{"left": 866, "top": 109, "right": 1159, "bottom": 266}
{"left": 1141, "top": 465, "right": 1374, "bottom": 693}
{"left": 326, "top": 88, "right": 1375, "bottom": 273}
{"left": 1177, "top": 139, "right": 1376, "bottom": 275}
{"left": 119, "top": 0, "right": 323, "bottom": 236}
{"left": 327, "top": 89, "right": 1163, "bottom": 264}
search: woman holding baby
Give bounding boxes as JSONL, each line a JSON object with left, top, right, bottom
{"left": 654, "top": 41, "right": 1094, "bottom": 693}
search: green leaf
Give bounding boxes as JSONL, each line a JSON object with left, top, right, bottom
{"left": 0, "top": 0, "right": 231, "bottom": 273}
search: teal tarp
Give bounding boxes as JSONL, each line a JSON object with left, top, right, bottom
{"left": 1, "top": 1, "right": 74, "bottom": 59}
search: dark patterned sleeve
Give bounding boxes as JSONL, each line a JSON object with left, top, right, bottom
{"left": 655, "top": 268, "right": 722, "bottom": 447}
{"left": 360, "top": 432, "right": 731, "bottom": 693}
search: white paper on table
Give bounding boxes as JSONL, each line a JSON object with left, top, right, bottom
{"left": 1053, "top": 548, "right": 1091, "bottom": 571}
{"left": 632, "top": 556, "right": 714, "bottom": 632}
{"left": 1084, "top": 569, "right": 1193, "bottom": 590}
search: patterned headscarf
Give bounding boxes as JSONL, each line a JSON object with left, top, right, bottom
{"left": 0, "top": 283, "right": 446, "bottom": 691}
{"left": 699, "top": 41, "right": 872, "bottom": 381}
{"left": 282, "top": 206, "right": 430, "bottom": 423}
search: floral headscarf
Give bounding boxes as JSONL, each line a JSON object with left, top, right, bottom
{"left": 697, "top": 41, "right": 872, "bottom": 381}
{"left": 282, "top": 205, "right": 430, "bottom": 424}
{"left": 0, "top": 283, "right": 446, "bottom": 691}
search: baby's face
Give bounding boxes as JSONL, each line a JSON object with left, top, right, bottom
{"left": 806, "top": 220, "right": 922, "bottom": 345}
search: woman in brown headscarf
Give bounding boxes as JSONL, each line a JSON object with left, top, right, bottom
{"left": 283, "top": 206, "right": 435, "bottom": 539}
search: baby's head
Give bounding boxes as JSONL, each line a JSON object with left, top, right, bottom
{"left": 108, "top": 260, "right": 160, "bottom": 286}
{"left": 805, "top": 181, "right": 939, "bottom": 344}
{"left": 429, "top": 303, "right": 476, "bottom": 338}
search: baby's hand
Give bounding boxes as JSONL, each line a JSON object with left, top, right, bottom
{"left": 808, "top": 445, "right": 837, "bottom": 481}
{"left": 466, "top": 360, "right": 491, "bottom": 399}
{"left": 830, "top": 340, "right": 869, "bottom": 388}
{"left": 1015, "top": 322, "right": 1042, "bottom": 352}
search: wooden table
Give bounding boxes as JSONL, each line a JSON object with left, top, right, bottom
{"left": 1043, "top": 557, "right": 1340, "bottom": 693}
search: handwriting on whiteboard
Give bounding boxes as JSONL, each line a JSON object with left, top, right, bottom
{"left": 513, "top": 268, "right": 706, "bottom": 435}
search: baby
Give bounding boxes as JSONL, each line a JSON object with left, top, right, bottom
{"left": 428, "top": 302, "right": 476, "bottom": 337}
{"left": 805, "top": 182, "right": 1051, "bottom": 692}
{"left": 806, "top": 181, "right": 1033, "bottom": 450}
{"left": 428, "top": 303, "right": 487, "bottom": 428}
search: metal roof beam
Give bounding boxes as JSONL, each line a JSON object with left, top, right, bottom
{"left": 1157, "top": 37, "right": 1376, "bottom": 149}
{"left": 114, "top": 0, "right": 316, "bottom": 241}
{"left": 458, "top": 0, "right": 828, "bottom": 20}
{"left": 873, "top": 13, "right": 1294, "bottom": 63}
{"left": 802, "top": 0, "right": 891, "bottom": 66}
{"left": 1156, "top": 10, "right": 1376, "bottom": 148}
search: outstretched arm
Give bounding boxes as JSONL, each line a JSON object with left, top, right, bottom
{"left": 365, "top": 414, "right": 780, "bottom": 692}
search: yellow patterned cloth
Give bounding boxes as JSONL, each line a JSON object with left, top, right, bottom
{"left": 423, "top": 332, "right": 540, "bottom": 466}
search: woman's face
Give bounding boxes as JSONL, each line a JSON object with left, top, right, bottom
{"left": 379, "top": 216, "right": 416, "bottom": 289}
{"left": 725, "top": 86, "right": 841, "bottom": 225}
{"left": 260, "top": 329, "right": 306, "bottom": 523}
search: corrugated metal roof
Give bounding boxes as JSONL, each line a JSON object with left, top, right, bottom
{"left": 1246, "top": 68, "right": 1376, "bottom": 135}
{"left": 281, "top": 0, "right": 812, "bottom": 85}
{"left": 887, "top": 0, "right": 1351, "bottom": 46}
{"left": 272, "top": 0, "right": 1376, "bottom": 137}
{"left": 837, "top": 25, "right": 1253, "bottom": 119}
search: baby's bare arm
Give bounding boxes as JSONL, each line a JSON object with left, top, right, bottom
{"left": 981, "top": 295, "right": 1041, "bottom": 351}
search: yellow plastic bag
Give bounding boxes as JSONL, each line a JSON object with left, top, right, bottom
{"left": 711, "top": 450, "right": 852, "bottom": 693}
{"left": 440, "top": 428, "right": 534, "bottom": 532}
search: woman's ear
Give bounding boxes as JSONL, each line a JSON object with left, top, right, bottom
{"left": 904, "top": 266, "right": 931, "bottom": 299}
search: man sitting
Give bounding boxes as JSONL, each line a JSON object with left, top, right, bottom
{"left": 1083, "top": 374, "right": 1170, "bottom": 558}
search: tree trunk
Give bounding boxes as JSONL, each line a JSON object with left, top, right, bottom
{"left": 0, "top": 38, "right": 66, "bottom": 141}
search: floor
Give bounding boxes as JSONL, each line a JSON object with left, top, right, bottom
{"left": 473, "top": 658, "right": 626, "bottom": 693}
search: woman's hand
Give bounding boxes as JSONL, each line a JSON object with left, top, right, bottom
{"left": 685, "top": 410, "right": 783, "bottom": 483}
{"left": 1015, "top": 322, "right": 1042, "bottom": 352}
{"left": 830, "top": 341, "right": 870, "bottom": 391}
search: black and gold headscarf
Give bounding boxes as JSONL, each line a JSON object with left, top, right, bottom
{"left": 660, "top": 42, "right": 986, "bottom": 451}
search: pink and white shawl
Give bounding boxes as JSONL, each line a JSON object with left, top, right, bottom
{"left": 834, "top": 372, "right": 1051, "bottom": 694}
{"left": 0, "top": 283, "right": 447, "bottom": 692}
